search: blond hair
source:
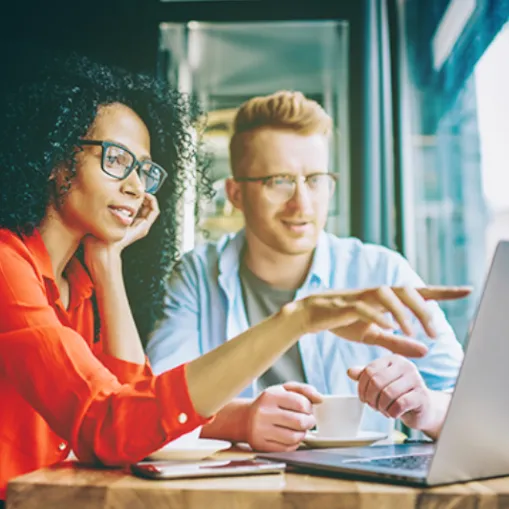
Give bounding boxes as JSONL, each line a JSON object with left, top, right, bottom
{"left": 229, "top": 91, "right": 332, "bottom": 176}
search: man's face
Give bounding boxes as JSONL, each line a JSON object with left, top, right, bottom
{"left": 227, "top": 128, "right": 332, "bottom": 256}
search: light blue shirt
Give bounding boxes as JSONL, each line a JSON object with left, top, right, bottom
{"left": 147, "top": 230, "right": 463, "bottom": 434}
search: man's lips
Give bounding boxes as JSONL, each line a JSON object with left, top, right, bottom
{"left": 282, "top": 220, "right": 310, "bottom": 225}
{"left": 281, "top": 219, "right": 313, "bottom": 233}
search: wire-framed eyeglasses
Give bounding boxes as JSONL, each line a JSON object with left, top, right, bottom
{"left": 234, "top": 172, "right": 337, "bottom": 204}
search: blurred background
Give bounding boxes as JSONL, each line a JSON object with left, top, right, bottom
{"left": 3, "top": 0, "right": 509, "bottom": 346}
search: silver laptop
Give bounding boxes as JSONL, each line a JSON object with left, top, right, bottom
{"left": 259, "top": 241, "right": 509, "bottom": 486}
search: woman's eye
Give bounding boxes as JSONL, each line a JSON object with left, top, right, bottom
{"left": 106, "top": 155, "right": 119, "bottom": 164}
{"left": 106, "top": 153, "right": 128, "bottom": 167}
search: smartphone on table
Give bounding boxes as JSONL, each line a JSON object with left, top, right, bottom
{"left": 131, "top": 459, "right": 286, "bottom": 480}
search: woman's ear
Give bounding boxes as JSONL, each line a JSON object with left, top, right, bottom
{"left": 48, "top": 159, "right": 76, "bottom": 204}
{"left": 50, "top": 152, "right": 78, "bottom": 182}
{"left": 225, "top": 177, "right": 244, "bottom": 212}
{"left": 48, "top": 161, "right": 67, "bottom": 182}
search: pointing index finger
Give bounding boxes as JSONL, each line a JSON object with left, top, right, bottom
{"left": 394, "top": 286, "right": 472, "bottom": 301}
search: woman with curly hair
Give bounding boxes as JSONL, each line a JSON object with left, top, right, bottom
{"left": 0, "top": 51, "right": 469, "bottom": 503}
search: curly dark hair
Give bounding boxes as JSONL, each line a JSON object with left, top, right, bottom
{"left": 0, "top": 50, "right": 212, "bottom": 343}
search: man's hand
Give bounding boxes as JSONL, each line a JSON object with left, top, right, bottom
{"left": 347, "top": 355, "right": 450, "bottom": 439}
{"left": 294, "top": 285, "right": 471, "bottom": 357}
{"left": 246, "top": 382, "right": 322, "bottom": 452}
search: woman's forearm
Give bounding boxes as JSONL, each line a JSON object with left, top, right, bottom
{"left": 92, "top": 256, "right": 145, "bottom": 365}
{"left": 185, "top": 303, "right": 305, "bottom": 417}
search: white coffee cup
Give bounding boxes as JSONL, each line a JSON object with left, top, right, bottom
{"left": 313, "top": 395, "right": 364, "bottom": 438}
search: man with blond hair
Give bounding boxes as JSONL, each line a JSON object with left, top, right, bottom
{"left": 147, "top": 91, "right": 463, "bottom": 452}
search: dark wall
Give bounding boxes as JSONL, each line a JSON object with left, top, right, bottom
{"left": 0, "top": 1, "right": 160, "bottom": 75}
{"left": 0, "top": 1, "right": 361, "bottom": 75}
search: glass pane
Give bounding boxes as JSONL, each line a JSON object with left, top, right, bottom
{"left": 399, "top": 2, "right": 509, "bottom": 345}
{"left": 159, "top": 20, "right": 350, "bottom": 247}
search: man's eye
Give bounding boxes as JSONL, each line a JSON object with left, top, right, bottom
{"left": 272, "top": 177, "right": 291, "bottom": 186}
{"left": 307, "top": 175, "right": 321, "bottom": 186}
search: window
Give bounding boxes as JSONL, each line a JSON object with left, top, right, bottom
{"left": 398, "top": 0, "right": 509, "bottom": 344}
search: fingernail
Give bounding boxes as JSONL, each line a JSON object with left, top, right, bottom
{"left": 347, "top": 367, "right": 362, "bottom": 380}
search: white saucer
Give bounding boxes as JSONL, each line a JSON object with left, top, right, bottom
{"left": 148, "top": 439, "right": 231, "bottom": 461}
{"left": 302, "top": 431, "right": 388, "bottom": 449}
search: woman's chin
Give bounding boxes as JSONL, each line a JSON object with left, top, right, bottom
{"left": 91, "top": 226, "right": 127, "bottom": 244}
{"left": 110, "top": 230, "right": 129, "bottom": 243}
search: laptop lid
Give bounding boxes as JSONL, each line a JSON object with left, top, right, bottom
{"left": 425, "top": 240, "right": 509, "bottom": 485}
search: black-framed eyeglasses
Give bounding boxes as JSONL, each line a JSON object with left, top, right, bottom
{"left": 77, "top": 139, "right": 168, "bottom": 194}
{"left": 234, "top": 172, "right": 337, "bottom": 204}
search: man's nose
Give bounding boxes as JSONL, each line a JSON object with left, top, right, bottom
{"left": 286, "top": 178, "right": 314, "bottom": 213}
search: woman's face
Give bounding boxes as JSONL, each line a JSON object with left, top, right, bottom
{"left": 53, "top": 103, "right": 151, "bottom": 243}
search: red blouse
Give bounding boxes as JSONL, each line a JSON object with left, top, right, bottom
{"left": 0, "top": 229, "right": 211, "bottom": 500}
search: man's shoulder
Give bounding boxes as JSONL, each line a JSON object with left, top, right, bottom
{"left": 181, "top": 232, "right": 237, "bottom": 262}
{"left": 324, "top": 232, "right": 406, "bottom": 265}
{"left": 322, "top": 232, "right": 415, "bottom": 286}
{"left": 174, "top": 231, "right": 241, "bottom": 277}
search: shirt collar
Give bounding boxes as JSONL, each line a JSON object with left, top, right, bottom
{"left": 66, "top": 257, "right": 94, "bottom": 302}
{"left": 218, "top": 228, "right": 331, "bottom": 290}
{"left": 23, "top": 228, "right": 54, "bottom": 280}
{"left": 305, "top": 230, "right": 331, "bottom": 289}
{"left": 218, "top": 229, "right": 245, "bottom": 280}
{"left": 23, "top": 229, "right": 94, "bottom": 302}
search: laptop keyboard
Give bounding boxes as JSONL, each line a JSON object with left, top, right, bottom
{"left": 350, "top": 453, "right": 433, "bottom": 471}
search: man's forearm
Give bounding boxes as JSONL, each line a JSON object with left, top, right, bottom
{"left": 200, "top": 399, "right": 252, "bottom": 443}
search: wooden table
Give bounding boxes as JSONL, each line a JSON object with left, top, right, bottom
{"left": 7, "top": 448, "right": 509, "bottom": 509}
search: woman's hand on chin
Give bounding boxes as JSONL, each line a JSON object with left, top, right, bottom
{"left": 115, "top": 193, "right": 160, "bottom": 251}
{"left": 84, "top": 194, "right": 160, "bottom": 277}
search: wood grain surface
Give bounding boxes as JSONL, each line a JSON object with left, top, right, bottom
{"left": 7, "top": 449, "right": 509, "bottom": 509}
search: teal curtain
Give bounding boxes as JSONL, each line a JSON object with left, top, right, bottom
{"left": 350, "top": 0, "right": 396, "bottom": 249}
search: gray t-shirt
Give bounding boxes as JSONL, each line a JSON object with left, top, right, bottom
{"left": 239, "top": 261, "right": 307, "bottom": 391}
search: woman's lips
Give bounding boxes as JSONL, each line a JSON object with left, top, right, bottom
{"left": 108, "top": 206, "right": 135, "bottom": 226}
